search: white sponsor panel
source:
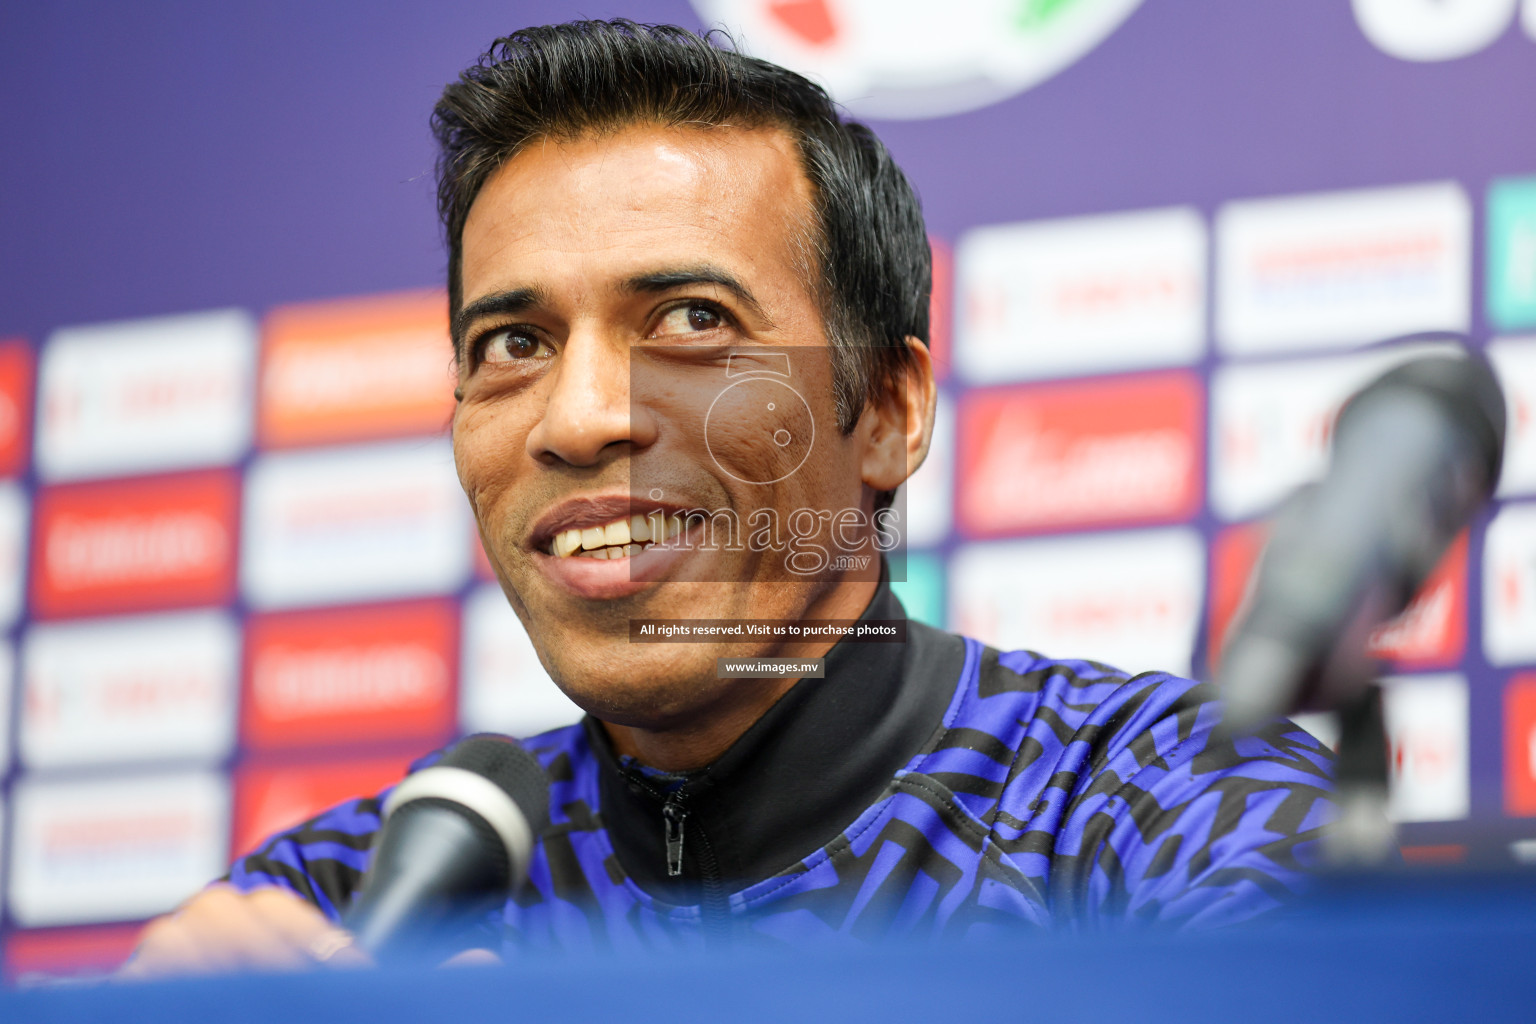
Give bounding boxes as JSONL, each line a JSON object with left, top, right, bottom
{"left": 36, "top": 309, "right": 255, "bottom": 481}
{"left": 957, "top": 207, "right": 1206, "bottom": 383}
{"left": 8, "top": 770, "right": 229, "bottom": 925}
{"left": 242, "top": 439, "right": 472, "bottom": 608}
{"left": 902, "top": 393, "right": 952, "bottom": 549}
{"left": 1483, "top": 502, "right": 1536, "bottom": 665}
{"left": 1488, "top": 337, "right": 1536, "bottom": 496}
{"left": 690, "top": 0, "right": 1143, "bottom": 120}
{"left": 0, "top": 641, "right": 13, "bottom": 770}
{"left": 949, "top": 528, "right": 1204, "bottom": 676}
{"left": 1353, "top": 0, "right": 1519, "bottom": 61}
{"left": 20, "top": 611, "right": 239, "bottom": 768}
{"left": 1382, "top": 673, "right": 1470, "bottom": 822}
{"left": 460, "top": 583, "right": 583, "bottom": 737}
{"left": 1216, "top": 182, "right": 1470, "bottom": 356}
{"left": 1209, "top": 341, "right": 1457, "bottom": 521}
{"left": 0, "top": 480, "right": 27, "bottom": 627}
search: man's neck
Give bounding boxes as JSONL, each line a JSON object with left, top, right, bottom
{"left": 600, "top": 576, "right": 879, "bottom": 771}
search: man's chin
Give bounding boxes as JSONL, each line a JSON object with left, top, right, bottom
{"left": 560, "top": 669, "right": 785, "bottom": 736}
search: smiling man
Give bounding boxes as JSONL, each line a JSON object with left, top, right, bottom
{"left": 450, "top": 116, "right": 907, "bottom": 770}
{"left": 126, "top": 21, "right": 1332, "bottom": 973}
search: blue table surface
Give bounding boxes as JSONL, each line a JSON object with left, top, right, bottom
{"left": 6, "top": 872, "right": 1536, "bottom": 1023}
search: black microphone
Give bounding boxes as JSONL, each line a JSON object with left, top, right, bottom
{"left": 342, "top": 734, "right": 550, "bottom": 963}
{"left": 1217, "top": 346, "right": 1505, "bottom": 735}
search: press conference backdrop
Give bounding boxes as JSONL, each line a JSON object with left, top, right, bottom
{"left": 5, "top": 0, "right": 1536, "bottom": 980}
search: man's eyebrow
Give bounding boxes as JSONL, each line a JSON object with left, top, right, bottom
{"left": 624, "top": 266, "right": 773, "bottom": 325}
{"left": 451, "top": 287, "right": 547, "bottom": 355}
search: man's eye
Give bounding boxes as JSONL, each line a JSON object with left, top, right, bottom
{"left": 481, "top": 329, "right": 552, "bottom": 364}
{"left": 653, "top": 303, "right": 724, "bottom": 336}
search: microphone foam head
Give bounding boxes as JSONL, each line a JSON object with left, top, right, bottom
{"left": 1339, "top": 345, "right": 1507, "bottom": 491}
{"left": 437, "top": 734, "right": 552, "bottom": 834}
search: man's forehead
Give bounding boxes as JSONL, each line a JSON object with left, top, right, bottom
{"left": 463, "top": 124, "right": 812, "bottom": 247}
{"left": 457, "top": 123, "right": 817, "bottom": 315}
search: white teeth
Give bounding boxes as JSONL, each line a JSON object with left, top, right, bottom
{"left": 571, "top": 541, "right": 656, "bottom": 560}
{"left": 550, "top": 516, "right": 670, "bottom": 558}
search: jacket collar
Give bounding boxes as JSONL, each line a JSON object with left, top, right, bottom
{"left": 584, "top": 583, "right": 964, "bottom": 900}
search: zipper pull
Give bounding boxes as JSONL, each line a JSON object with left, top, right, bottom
{"left": 662, "top": 797, "right": 687, "bottom": 877}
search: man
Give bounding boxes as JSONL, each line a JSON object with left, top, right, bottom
{"left": 127, "top": 20, "right": 1332, "bottom": 974}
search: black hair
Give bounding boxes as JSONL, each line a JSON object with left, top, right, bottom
{"left": 432, "top": 19, "right": 929, "bottom": 436}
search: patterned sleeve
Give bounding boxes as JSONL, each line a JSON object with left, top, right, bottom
{"left": 222, "top": 749, "right": 453, "bottom": 920}
{"left": 224, "top": 794, "right": 389, "bottom": 923}
{"left": 990, "top": 652, "right": 1335, "bottom": 930}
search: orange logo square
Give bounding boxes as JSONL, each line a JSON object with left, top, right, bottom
{"left": 258, "top": 290, "right": 456, "bottom": 448}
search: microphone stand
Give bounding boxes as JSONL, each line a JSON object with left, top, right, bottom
{"left": 1325, "top": 682, "right": 1396, "bottom": 866}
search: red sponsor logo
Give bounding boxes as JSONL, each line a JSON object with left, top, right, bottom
{"left": 43, "top": 813, "right": 204, "bottom": 856}
{"left": 1207, "top": 524, "right": 1467, "bottom": 670}
{"left": 3, "top": 924, "right": 145, "bottom": 983}
{"left": 232, "top": 754, "right": 414, "bottom": 858}
{"left": 30, "top": 471, "right": 239, "bottom": 617}
{"left": 957, "top": 372, "right": 1203, "bottom": 536}
{"left": 241, "top": 600, "right": 458, "bottom": 750}
{"left": 769, "top": 0, "right": 837, "bottom": 46}
{"left": 0, "top": 339, "right": 33, "bottom": 477}
{"left": 1251, "top": 233, "right": 1447, "bottom": 284}
{"left": 1398, "top": 844, "right": 1466, "bottom": 865}
{"left": 1504, "top": 674, "right": 1536, "bottom": 816}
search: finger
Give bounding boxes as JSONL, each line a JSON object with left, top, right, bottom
{"left": 245, "top": 888, "right": 373, "bottom": 970}
{"left": 120, "top": 916, "right": 218, "bottom": 980}
{"left": 172, "top": 885, "right": 313, "bottom": 973}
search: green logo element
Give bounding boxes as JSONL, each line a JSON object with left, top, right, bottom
{"left": 1489, "top": 176, "right": 1536, "bottom": 331}
{"left": 1015, "top": 0, "right": 1081, "bottom": 32}
{"left": 890, "top": 551, "right": 946, "bottom": 630}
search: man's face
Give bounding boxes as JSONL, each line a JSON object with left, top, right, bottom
{"left": 452, "top": 124, "right": 890, "bottom": 729}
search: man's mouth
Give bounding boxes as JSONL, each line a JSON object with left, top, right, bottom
{"left": 548, "top": 512, "right": 684, "bottom": 559}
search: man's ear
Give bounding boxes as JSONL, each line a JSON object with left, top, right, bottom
{"left": 859, "top": 336, "right": 937, "bottom": 494}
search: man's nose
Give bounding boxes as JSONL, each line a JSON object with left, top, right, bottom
{"left": 525, "top": 334, "right": 651, "bottom": 466}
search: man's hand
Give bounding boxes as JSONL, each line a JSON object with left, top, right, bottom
{"left": 119, "top": 885, "right": 371, "bottom": 980}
